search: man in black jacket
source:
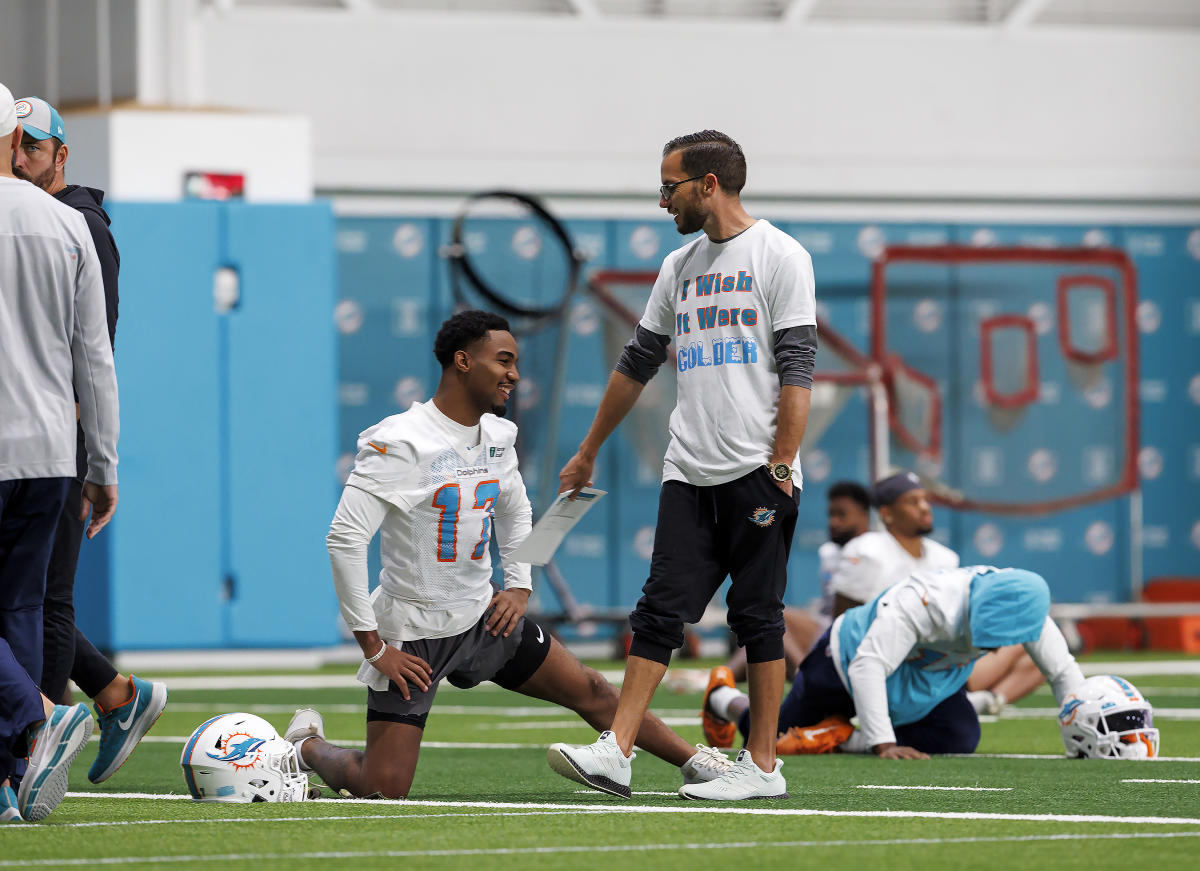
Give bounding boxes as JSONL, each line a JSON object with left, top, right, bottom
{"left": 12, "top": 96, "right": 166, "bottom": 785}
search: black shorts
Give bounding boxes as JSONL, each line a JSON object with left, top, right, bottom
{"left": 628, "top": 466, "right": 800, "bottom": 666}
{"left": 366, "top": 609, "right": 551, "bottom": 728}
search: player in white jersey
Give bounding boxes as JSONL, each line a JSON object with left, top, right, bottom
{"left": 831, "top": 471, "right": 1047, "bottom": 716}
{"left": 706, "top": 566, "right": 1085, "bottom": 759}
{"left": 284, "top": 311, "right": 734, "bottom": 799}
{"left": 829, "top": 471, "right": 959, "bottom": 616}
{"left": 550, "top": 131, "right": 817, "bottom": 801}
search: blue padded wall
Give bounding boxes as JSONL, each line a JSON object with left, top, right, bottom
{"left": 331, "top": 214, "right": 1200, "bottom": 618}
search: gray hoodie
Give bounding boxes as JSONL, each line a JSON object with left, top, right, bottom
{"left": 0, "top": 176, "right": 118, "bottom": 484}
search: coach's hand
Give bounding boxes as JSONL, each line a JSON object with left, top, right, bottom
{"left": 873, "top": 742, "right": 929, "bottom": 760}
{"left": 80, "top": 482, "right": 118, "bottom": 539}
{"left": 558, "top": 451, "right": 594, "bottom": 499}
{"left": 486, "top": 588, "right": 530, "bottom": 638}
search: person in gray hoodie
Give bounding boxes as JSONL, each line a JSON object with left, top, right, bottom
{"left": 0, "top": 81, "right": 115, "bottom": 822}
{"left": 11, "top": 95, "right": 166, "bottom": 785}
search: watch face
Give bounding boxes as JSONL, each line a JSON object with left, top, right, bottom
{"left": 772, "top": 464, "right": 790, "bottom": 481}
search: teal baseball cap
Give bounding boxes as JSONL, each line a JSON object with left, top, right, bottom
{"left": 14, "top": 96, "right": 65, "bottom": 143}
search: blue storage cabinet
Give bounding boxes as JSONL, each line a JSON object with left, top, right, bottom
{"left": 75, "top": 201, "right": 338, "bottom": 649}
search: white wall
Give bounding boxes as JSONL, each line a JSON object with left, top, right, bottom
{"left": 62, "top": 109, "right": 313, "bottom": 202}
{"left": 191, "top": 9, "right": 1200, "bottom": 202}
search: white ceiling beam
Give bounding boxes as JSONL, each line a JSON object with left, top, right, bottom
{"left": 783, "top": 0, "right": 821, "bottom": 25}
{"left": 563, "top": 0, "right": 600, "bottom": 17}
{"left": 1004, "top": 0, "right": 1054, "bottom": 29}
{"left": 341, "top": 0, "right": 375, "bottom": 11}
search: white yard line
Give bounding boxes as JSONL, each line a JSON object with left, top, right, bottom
{"left": 1122, "top": 779, "right": 1200, "bottom": 784}
{"left": 1080, "top": 661, "right": 1200, "bottom": 677}
{"left": 495, "top": 717, "right": 699, "bottom": 730}
{"left": 63, "top": 793, "right": 1200, "bottom": 825}
{"left": 996, "top": 707, "right": 1200, "bottom": 721}
{"left": 856, "top": 785, "right": 1013, "bottom": 792}
{"left": 953, "top": 753, "right": 1200, "bottom": 762}
{"left": 123, "top": 736, "right": 1200, "bottom": 761}
{"left": 6, "top": 831, "right": 1200, "bottom": 866}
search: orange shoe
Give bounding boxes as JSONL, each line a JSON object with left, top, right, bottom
{"left": 776, "top": 715, "right": 854, "bottom": 755}
{"left": 701, "top": 666, "right": 738, "bottom": 749}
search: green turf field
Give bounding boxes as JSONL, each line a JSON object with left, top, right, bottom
{"left": 4, "top": 654, "right": 1199, "bottom": 869}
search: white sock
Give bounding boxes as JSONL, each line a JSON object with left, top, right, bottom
{"left": 840, "top": 730, "right": 870, "bottom": 754}
{"left": 967, "top": 690, "right": 995, "bottom": 715}
{"left": 707, "top": 686, "right": 745, "bottom": 721}
{"left": 293, "top": 735, "right": 316, "bottom": 771}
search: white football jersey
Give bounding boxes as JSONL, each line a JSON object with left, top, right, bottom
{"left": 830, "top": 530, "right": 959, "bottom": 605}
{"left": 344, "top": 401, "right": 532, "bottom": 641}
{"left": 639, "top": 219, "right": 816, "bottom": 487}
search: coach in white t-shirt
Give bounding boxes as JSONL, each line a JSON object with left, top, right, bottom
{"left": 549, "top": 130, "right": 817, "bottom": 802}
{"left": 830, "top": 471, "right": 959, "bottom": 616}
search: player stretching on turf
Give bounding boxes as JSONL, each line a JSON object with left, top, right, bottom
{"left": 549, "top": 130, "right": 817, "bottom": 801}
{"left": 703, "top": 565, "right": 1085, "bottom": 758}
{"left": 285, "top": 311, "right": 732, "bottom": 799}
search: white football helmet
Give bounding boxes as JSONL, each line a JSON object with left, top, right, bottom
{"left": 181, "top": 713, "right": 309, "bottom": 802}
{"left": 1058, "top": 675, "right": 1159, "bottom": 759}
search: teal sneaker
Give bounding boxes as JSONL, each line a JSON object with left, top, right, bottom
{"left": 18, "top": 703, "right": 94, "bottom": 821}
{"left": 1, "top": 784, "right": 20, "bottom": 822}
{"left": 89, "top": 676, "right": 168, "bottom": 784}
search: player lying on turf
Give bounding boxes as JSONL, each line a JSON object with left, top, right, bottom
{"left": 702, "top": 565, "right": 1088, "bottom": 759}
{"left": 284, "top": 311, "right": 733, "bottom": 799}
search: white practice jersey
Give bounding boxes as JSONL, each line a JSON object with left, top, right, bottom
{"left": 830, "top": 530, "right": 959, "bottom": 605}
{"left": 830, "top": 565, "right": 1085, "bottom": 748}
{"left": 639, "top": 219, "right": 816, "bottom": 487}
{"left": 333, "top": 401, "right": 532, "bottom": 646}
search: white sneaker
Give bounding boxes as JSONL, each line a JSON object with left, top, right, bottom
{"left": 967, "top": 690, "right": 1007, "bottom": 716}
{"left": 546, "top": 731, "right": 634, "bottom": 798}
{"left": 680, "top": 744, "right": 735, "bottom": 785}
{"left": 284, "top": 708, "right": 325, "bottom": 772}
{"left": 678, "top": 749, "right": 788, "bottom": 801}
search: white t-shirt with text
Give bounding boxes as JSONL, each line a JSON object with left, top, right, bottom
{"left": 639, "top": 219, "right": 816, "bottom": 487}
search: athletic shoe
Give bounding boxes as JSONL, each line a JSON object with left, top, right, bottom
{"left": 88, "top": 676, "right": 169, "bottom": 784}
{"left": 0, "top": 785, "right": 20, "bottom": 822}
{"left": 701, "top": 666, "right": 738, "bottom": 749}
{"left": 775, "top": 714, "right": 854, "bottom": 755}
{"left": 546, "top": 730, "right": 634, "bottom": 798}
{"left": 678, "top": 749, "right": 788, "bottom": 801}
{"left": 18, "top": 703, "right": 94, "bottom": 821}
{"left": 284, "top": 708, "right": 325, "bottom": 771}
{"left": 680, "top": 744, "right": 734, "bottom": 785}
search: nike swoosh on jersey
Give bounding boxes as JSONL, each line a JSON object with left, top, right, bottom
{"left": 535, "top": 625, "right": 544, "bottom": 644}
{"left": 118, "top": 692, "right": 139, "bottom": 730}
{"left": 367, "top": 442, "right": 387, "bottom": 454}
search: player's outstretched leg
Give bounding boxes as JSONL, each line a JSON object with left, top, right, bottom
{"left": 88, "top": 675, "right": 168, "bottom": 783}
{"left": 527, "top": 637, "right": 733, "bottom": 797}
{"left": 288, "top": 710, "right": 422, "bottom": 799}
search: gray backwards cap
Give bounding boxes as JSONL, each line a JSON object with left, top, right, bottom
{"left": 872, "top": 471, "right": 923, "bottom": 507}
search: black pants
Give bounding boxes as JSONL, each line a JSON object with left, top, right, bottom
{"left": 41, "top": 476, "right": 118, "bottom": 701}
{"left": 628, "top": 467, "right": 800, "bottom": 665}
{"left": 0, "top": 477, "right": 70, "bottom": 690}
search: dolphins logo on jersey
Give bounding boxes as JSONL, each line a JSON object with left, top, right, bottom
{"left": 207, "top": 734, "right": 267, "bottom": 769}
{"left": 749, "top": 507, "right": 776, "bottom": 527}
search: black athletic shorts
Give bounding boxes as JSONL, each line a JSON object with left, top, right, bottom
{"left": 366, "top": 609, "right": 551, "bottom": 728}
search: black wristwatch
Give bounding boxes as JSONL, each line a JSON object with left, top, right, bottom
{"left": 766, "top": 461, "right": 792, "bottom": 482}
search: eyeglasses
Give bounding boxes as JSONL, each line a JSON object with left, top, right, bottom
{"left": 659, "top": 175, "right": 706, "bottom": 201}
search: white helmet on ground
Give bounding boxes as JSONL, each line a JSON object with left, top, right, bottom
{"left": 1058, "top": 675, "right": 1159, "bottom": 759}
{"left": 181, "top": 712, "right": 309, "bottom": 801}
